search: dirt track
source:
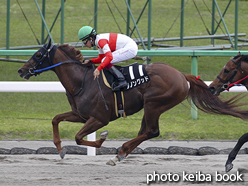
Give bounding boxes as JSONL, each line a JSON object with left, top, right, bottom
{"left": 0, "top": 154, "right": 247, "bottom": 186}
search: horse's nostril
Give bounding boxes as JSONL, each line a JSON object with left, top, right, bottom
{"left": 18, "top": 69, "right": 23, "bottom": 75}
{"left": 208, "top": 86, "right": 215, "bottom": 94}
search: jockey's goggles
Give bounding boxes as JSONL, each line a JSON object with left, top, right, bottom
{"left": 83, "top": 38, "right": 89, "bottom": 45}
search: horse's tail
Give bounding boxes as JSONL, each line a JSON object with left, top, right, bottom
{"left": 185, "top": 74, "right": 248, "bottom": 120}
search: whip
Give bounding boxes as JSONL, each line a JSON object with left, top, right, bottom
{"left": 92, "top": 64, "right": 109, "bottom": 110}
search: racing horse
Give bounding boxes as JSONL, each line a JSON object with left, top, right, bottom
{"left": 18, "top": 39, "right": 248, "bottom": 166}
{"left": 209, "top": 53, "right": 248, "bottom": 172}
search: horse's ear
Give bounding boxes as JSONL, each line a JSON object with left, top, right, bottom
{"left": 237, "top": 51, "right": 241, "bottom": 56}
{"left": 47, "top": 37, "right": 52, "bottom": 49}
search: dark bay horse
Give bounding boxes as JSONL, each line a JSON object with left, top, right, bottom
{"left": 209, "top": 53, "right": 248, "bottom": 172}
{"left": 18, "top": 39, "right": 248, "bottom": 166}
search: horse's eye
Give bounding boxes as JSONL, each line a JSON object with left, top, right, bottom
{"left": 224, "top": 69, "right": 230, "bottom": 73}
{"left": 36, "top": 52, "right": 42, "bottom": 60}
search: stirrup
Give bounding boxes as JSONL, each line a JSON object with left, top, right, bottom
{"left": 111, "top": 81, "right": 128, "bottom": 91}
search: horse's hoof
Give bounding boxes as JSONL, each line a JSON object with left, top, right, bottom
{"left": 225, "top": 163, "right": 233, "bottom": 172}
{"left": 106, "top": 159, "right": 116, "bottom": 166}
{"left": 100, "top": 130, "right": 109, "bottom": 139}
{"left": 60, "top": 149, "right": 67, "bottom": 159}
{"left": 106, "top": 156, "right": 118, "bottom": 166}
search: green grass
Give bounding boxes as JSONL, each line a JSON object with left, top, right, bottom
{"left": 1, "top": 0, "right": 248, "bottom": 140}
{"left": 0, "top": 92, "right": 247, "bottom": 141}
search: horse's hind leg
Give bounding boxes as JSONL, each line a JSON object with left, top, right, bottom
{"left": 225, "top": 133, "right": 248, "bottom": 172}
{"left": 107, "top": 112, "right": 160, "bottom": 166}
{"left": 138, "top": 116, "right": 146, "bottom": 136}
{"left": 74, "top": 116, "right": 108, "bottom": 148}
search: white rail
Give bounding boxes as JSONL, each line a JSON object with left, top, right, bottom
{"left": 204, "top": 81, "right": 247, "bottom": 92}
{"left": 0, "top": 81, "right": 246, "bottom": 92}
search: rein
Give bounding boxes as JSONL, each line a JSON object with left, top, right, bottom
{"left": 33, "top": 60, "right": 82, "bottom": 74}
{"left": 33, "top": 59, "right": 89, "bottom": 98}
{"left": 66, "top": 66, "right": 89, "bottom": 98}
{"left": 34, "top": 59, "right": 90, "bottom": 98}
{"left": 226, "top": 74, "right": 248, "bottom": 91}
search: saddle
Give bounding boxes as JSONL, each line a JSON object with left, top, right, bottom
{"left": 101, "top": 63, "right": 150, "bottom": 118}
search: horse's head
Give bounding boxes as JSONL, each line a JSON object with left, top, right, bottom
{"left": 209, "top": 53, "right": 248, "bottom": 95}
{"left": 18, "top": 38, "right": 58, "bottom": 80}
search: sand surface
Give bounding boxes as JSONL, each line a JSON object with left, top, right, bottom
{"left": 0, "top": 153, "right": 247, "bottom": 186}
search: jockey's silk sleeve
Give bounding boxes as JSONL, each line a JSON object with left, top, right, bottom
{"left": 90, "top": 33, "right": 118, "bottom": 71}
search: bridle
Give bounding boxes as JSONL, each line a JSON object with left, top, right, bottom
{"left": 217, "top": 56, "right": 248, "bottom": 90}
{"left": 28, "top": 43, "right": 84, "bottom": 75}
{"left": 27, "top": 41, "right": 89, "bottom": 97}
{"left": 28, "top": 44, "right": 58, "bottom": 75}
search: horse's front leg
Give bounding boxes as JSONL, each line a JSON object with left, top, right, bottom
{"left": 75, "top": 116, "right": 108, "bottom": 148}
{"left": 52, "top": 111, "right": 85, "bottom": 158}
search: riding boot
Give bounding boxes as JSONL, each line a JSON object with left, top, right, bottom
{"left": 108, "top": 66, "right": 128, "bottom": 91}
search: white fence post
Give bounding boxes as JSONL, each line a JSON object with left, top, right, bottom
{"left": 87, "top": 132, "right": 96, "bottom": 156}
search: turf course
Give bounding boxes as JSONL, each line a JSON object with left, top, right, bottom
{"left": 1, "top": 0, "right": 248, "bottom": 140}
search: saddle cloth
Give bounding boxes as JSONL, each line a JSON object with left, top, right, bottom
{"left": 102, "top": 62, "right": 150, "bottom": 91}
{"left": 101, "top": 63, "right": 150, "bottom": 118}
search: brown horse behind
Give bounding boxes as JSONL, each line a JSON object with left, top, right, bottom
{"left": 17, "top": 40, "right": 248, "bottom": 165}
{"left": 209, "top": 53, "right": 248, "bottom": 172}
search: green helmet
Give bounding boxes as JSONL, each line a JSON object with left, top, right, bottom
{"left": 78, "top": 26, "right": 96, "bottom": 41}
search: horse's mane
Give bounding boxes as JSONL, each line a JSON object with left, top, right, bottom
{"left": 242, "top": 55, "right": 248, "bottom": 63}
{"left": 58, "top": 44, "right": 84, "bottom": 62}
{"left": 234, "top": 54, "right": 248, "bottom": 63}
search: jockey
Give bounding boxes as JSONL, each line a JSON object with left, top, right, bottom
{"left": 78, "top": 26, "right": 138, "bottom": 91}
